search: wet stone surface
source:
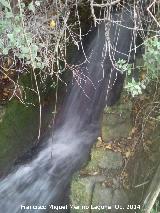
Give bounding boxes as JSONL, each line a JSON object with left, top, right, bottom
{"left": 102, "top": 102, "right": 132, "bottom": 142}
{"left": 98, "top": 150, "right": 123, "bottom": 170}
{"left": 71, "top": 148, "right": 128, "bottom": 213}
{"left": 71, "top": 102, "right": 132, "bottom": 212}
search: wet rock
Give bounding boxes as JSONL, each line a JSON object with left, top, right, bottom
{"left": 0, "top": 100, "right": 39, "bottom": 173}
{"left": 102, "top": 102, "right": 132, "bottom": 142}
{"left": 112, "top": 189, "right": 129, "bottom": 206}
{"left": 71, "top": 100, "right": 132, "bottom": 211}
{"left": 84, "top": 148, "right": 106, "bottom": 173}
{"left": 71, "top": 175, "right": 129, "bottom": 212}
{"left": 98, "top": 150, "right": 123, "bottom": 170}
{"left": 92, "top": 184, "right": 129, "bottom": 212}
{"left": 71, "top": 175, "right": 106, "bottom": 213}
{"left": 93, "top": 184, "right": 113, "bottom": 205}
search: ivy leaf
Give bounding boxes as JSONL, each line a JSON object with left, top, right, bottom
{"left": 0, "top": 0, "right": 11, "bottom": 9}
{"left": 3, "top": 48, "right": 9, "bottom": 55}
{"left": 31, "top": 44, "right": 38, "bottom": 54}
{"left": 21, "top": 2, "right": 25, "bottom": 9}
{"left": 36, "top": 62, "right": 44, "bottom": 69}
{"left": 28, "top": 2, "right": 35, "bottom": 13}
{"left": 14, "top": 27, "right": 21, "bottom": 34}
{"left": 21, "top": 46, "right": 29, "bottom": 54}
{"left": 5, "top": 11, "right": 14, "bottom": 18}
{"left": 7, "top": 33, "right": 14, "bottom": 42}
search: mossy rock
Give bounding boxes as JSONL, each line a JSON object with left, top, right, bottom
{"left": 83, "top": 147, "right": 106, "bottom": 173}
{"left": 71, "top": 174, "right": 106, "bottom": 213}
{"left": 102, "top": 102, "right": 132, "bottom": 142}
{"left": 0, "top": 71, "right": 58, "bottom": 175}
{"left": 0, "top": 100, "right": 39, "bottom": 174}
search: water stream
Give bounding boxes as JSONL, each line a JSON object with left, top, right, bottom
{"left": 0, "top": 7, "right": 135, "bottom": 213}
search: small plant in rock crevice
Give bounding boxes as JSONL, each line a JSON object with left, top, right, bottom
{"left": 116, "top": 37, "right": 160, "bottom": 97}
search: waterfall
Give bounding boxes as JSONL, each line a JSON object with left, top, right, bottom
{"left": 0, "top": 7, "right": 135, "bottom": 213}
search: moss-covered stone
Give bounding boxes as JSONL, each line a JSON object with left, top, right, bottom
{"left": 71, "top": 175, "right": 90, "bottom": 212}
{"left": 84, "top": 147, "right": 106, "bottom": 173}
{"left": 71, "top": 174, "right": 106, "bottom": 213}
{"left": 0, "top": 73, "right": 57, "bottom": 175}
{"left": 98, "top": 150, "right": 123, "bottom": 170}
{"left": 102, "top": 102, "right": 132, "bottom": 142}
{"left": 0, "top": 100, "right": 39, "bottom": 174}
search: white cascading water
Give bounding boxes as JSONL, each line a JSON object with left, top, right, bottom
{"left": 0, "top": 7, "right": 135, "bottom": 213}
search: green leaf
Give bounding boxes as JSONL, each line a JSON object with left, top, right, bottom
{"left": 5, "top": 11, "right": 14, "bottom": 18}
{"left": 28, "top": 2, "right": 35, "bottom": 13}
{"left": 0, "top": 0, "right": 11, "bottom": 9}
{"left": 20, "top": 2, "right": 25, "bottom": 9}
{"left": 3, "top": 48, "right": 9, "bottom": 55}
{"left": 21, "top": 46, "right": 29, "bottom": 54}
{"left": 7, "top": 33, "right": 14, "bottom": 42}
{"left": 14, "top": 27, "right": 21, "bottom": 34}
{"left": 36, "top": 62, "right": 44, "bottom": 69}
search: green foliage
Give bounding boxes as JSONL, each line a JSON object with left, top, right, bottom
{"left": 0, "top": 99, "right": 39, "bottom": 170}
{"left": 143, "top": 37, "right": 160, "bottom": 80}
{"left": 116, "top": 59, "right": 132, "bottom": 75}
{"left": 116, "top": 59, "right": 146, "bottom": 97}
{"left": 0, "top": 0, "right": 45, "bottom": 69}
{"left": 0, "top": 0, "right": 11, "bottom": 9}
{"left": 125, "top": 78, "right": 146, "bottom": 97}
{"left": 116, "top": 37, "right": 160, "bottom": 97}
